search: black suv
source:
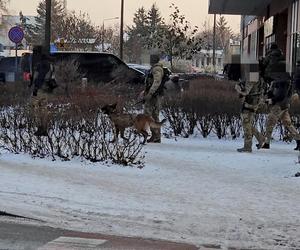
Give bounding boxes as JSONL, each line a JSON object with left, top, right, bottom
{"left": 21, "top": 51, "right": 145, "bottom": 84}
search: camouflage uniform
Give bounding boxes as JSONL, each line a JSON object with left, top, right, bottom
{"left": 262, "top": 80, "right": 300, "bottom": 147}
{"left": 294, "top": 62, "right": 300, "bottom": 150}
{"left": 235, "top": 80, "right": 265, "bottom": 152}
{"left": 144, "top": 61, "right": 164, "bottom": 143}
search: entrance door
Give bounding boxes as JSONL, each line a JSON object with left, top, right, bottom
{"left": 274, "top": 9, "right": 288, "bottom": 56}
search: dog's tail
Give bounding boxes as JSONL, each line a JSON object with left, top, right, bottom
{"left": 149, "top": 118, "right": 167, "bottom": 128}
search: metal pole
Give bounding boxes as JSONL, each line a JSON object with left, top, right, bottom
{"left": 119, "top": 0, "right": 124, "bottom": 59}
{"left": 45, "top": 0, "right": 51, "bottom": 55}
{"left": 213, "top": 14, "right": 216, "bottom": 73}
{"left": 102, "top": 21, "right": 105, "bottom": 52}
{"left": 15, "top": 43, "right": 18, "bottom": 81}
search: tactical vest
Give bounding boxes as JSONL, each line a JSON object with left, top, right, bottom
{"left": 145, "top": 66, "right": 171, "bottom": 97}
{"left": 243, "top": 80, "right": 265, "bottom": 112}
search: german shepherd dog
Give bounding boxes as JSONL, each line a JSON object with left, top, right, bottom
{"left": 101, "top": 103, "right": 166, "bottom": 144}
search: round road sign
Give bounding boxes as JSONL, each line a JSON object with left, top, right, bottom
{"left": 8, "top": 26, "right": 24, "bottom": 44}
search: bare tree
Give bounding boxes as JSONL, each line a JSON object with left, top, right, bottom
{"left": 59, "top": 11, "right": 99, "bottom": 51}
{"left": 151, "top": 4, "right": 202, "bottom": 67}
{"left": 101, "top": 24, "right": 120, "bottom": 55}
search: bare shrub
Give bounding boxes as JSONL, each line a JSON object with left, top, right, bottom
{"left": 0, "top": 82, "right": 31, "bottom": 107}
{"left": 162, "top": 78, "right": 242, "bottom": 138}
{"left": 0, "top": 106, "right": 144, "bottom": 168}
{"left": 54, "top": 59, "right": 82, "bottom": 97}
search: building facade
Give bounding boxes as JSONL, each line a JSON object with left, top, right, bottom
{"left": 209, "top": 0, "right": 299, "bottom": 81}
{"left": 192, "top": 49, "right": 224, "bottom": 73}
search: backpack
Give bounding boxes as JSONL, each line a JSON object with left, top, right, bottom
{"left": 145, "top": 66, "right": 171, "bottom": 96}
{"left": 264, "top": 49, "right": 288, "bottom": 81}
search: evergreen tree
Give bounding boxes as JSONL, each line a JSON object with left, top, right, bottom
{"left": 128, "top": 7, "right": 148, "bottom": 40}
{"left": 146, "top": 4, "right": 163, "bottom": 29}
{"left": 126, "top": 7, "right": 148, "bottom": 63}
{"left": 145, "top": 3, "right": 165, "bottom": 49}
{"left": 31, "top": 0, "right": 65, "bottom": 45}
{"left": 19, "top": 11, "right": 35, "bottom": 45}
{"left": 216, "top": 15, "right": 233, "bottom": 51}
{"left": 0, "top": 0, "right": 8, "bottom": 14}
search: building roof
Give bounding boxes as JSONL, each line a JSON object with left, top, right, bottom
{"left": 208, "top": 0, "right": 273, "bottom": 15}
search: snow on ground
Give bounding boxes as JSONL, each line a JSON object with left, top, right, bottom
{"left": 0, "top": 138, "right": 300, "bottom": 249}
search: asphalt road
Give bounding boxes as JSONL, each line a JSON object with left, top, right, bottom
{"left": 0, "top": 219, "right": 200, "bottom": 250}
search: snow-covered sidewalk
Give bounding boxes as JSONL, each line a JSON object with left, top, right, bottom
{"left": 0, "top": 138, "right": 300, "bottom": 249}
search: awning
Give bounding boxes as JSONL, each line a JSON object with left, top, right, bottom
{"left": 208, "top": 0, "right": 273, "bottom": 15}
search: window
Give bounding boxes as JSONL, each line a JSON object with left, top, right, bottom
{"left": 207, "top": 57, "right": 211, "bottom": 65}
{"left": 292, "top": 33, "right": 300, "bottom": 73}
{"left": 218, "top": 58, "right": 222, "bottom": 66}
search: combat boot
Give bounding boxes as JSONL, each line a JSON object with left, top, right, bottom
{"left": 260, "top": 143, "right": 270, "bottom": 149}
{"left": 256, "top": 140, "right": 264, "bottom": 149}
{"left": 294, "top": 140, "right": 300, "bottom": 151}
{"left": 34, "top": 126, "right": 48, "bottom": 137}
{"left": 237, "top": 147, "right": 252, "bottom": 153}
{"left": 147, "top": 137, "right": 161, "bottom": 143}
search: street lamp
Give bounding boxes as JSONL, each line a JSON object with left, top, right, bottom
{"left": 102, "top": 17, "right": 119, "bottom": 52}
{"left": 120, "top": 0, "right": 124, "bottom": 59}
{"left": 212, "top": 13, "right": 216, "bottom": 73}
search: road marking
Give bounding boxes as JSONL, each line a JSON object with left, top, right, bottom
{"left": 38, "top": 236, "right": 107, "bottom": 249}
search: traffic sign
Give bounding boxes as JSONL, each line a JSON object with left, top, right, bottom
{"left": 8, "top": 26, "right": 24, "bottom": 44}
{"left": 58, "top": 38, "right": 65, "bottom": 48}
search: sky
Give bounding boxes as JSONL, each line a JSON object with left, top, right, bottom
{"left": 8, "top": 0, "right": 241, "bottom": 32}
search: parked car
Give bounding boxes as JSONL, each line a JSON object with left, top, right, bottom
{"left": 0, "top": 56, "right": 22, "bottom": 83}
{"left": 21, "top": 51, "right": 145, "bottom": 84}
{"left": 127, "top": 63, "right": 151, "bottom": 74}
{"left": 127, "top": 63, "right": 189, "bottom": 91}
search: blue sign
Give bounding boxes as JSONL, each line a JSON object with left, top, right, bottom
{"left": 8, "top": 26, "right": 24, "bottom": 44}
{"left": 50, "top": 43, "right": 58, "bottom": 53}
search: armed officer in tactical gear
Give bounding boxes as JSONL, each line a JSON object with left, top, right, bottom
{"left": 235, "top": 79, "right": 265, "bottom": 153}
{"left": 30, "top": 45, "right": 56, "bottom": 136}
{"left": 144, "top": 54, "right": 164, "bottom": 143}
{"left": 259, "top": 78, "right": 300, "bottom": 149}
{"left": 258, "top": 43, "right": 300, "bottom": 149}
